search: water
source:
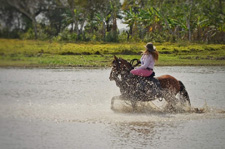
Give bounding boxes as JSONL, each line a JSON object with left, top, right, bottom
{"left": 0, "top": 66, "right": 225, "bottom": 149}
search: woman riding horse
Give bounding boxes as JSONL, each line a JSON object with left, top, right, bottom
{"left": 109, "top": 54, "right": 191, "bottom": 108}
{"left": 131, "top": 42, "right": 158, "bottom": 77}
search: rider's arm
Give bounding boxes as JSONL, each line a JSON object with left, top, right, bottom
{"left": 138, "top": 55, "right": 151, "bottom": 69}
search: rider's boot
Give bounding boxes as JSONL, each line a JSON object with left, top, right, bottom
{"left": 128, "top": 73, "right": 135, "bottom": 78}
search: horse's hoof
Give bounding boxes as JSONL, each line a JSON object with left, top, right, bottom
{"left": 194, "top": 108, "right": 204, "bottom": 113}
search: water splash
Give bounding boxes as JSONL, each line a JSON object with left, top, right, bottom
{"left": 111, "top": 96, "right": 225, "bottom": 116}
{"left": 0, "top": 98, "right": 225, "bottom": 126}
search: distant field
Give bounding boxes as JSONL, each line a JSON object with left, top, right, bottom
{"left": 0, "top": 39, "right": 225, "bottom": 67}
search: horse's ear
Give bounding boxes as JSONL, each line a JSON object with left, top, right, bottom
{"left": 114, "top": 55, "right": 118, "bottom": 61}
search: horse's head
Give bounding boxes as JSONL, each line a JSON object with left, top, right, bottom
{"left": 109, "top": 56, "right": 133, "bottom": 81}
{"left": 109, "top": 56, "right": 120, "bottom": 81}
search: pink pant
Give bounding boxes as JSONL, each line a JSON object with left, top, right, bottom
{"left": 130, "top": 69, "right": 153, "bottom": 77}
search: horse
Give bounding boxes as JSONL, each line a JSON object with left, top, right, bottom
{"left": 109, "top": 56, "right": 191, "bottom": 110}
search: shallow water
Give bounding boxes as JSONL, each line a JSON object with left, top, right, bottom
{"left": 0, "top": 66, "right": 225, "bottom": 149}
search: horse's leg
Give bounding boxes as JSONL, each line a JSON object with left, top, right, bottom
{"left": 159, "top": 89, "right": 177, "bottom": 112}
{"left": 129, "top": 97, "right": 137, "bottom": 111}
{"left": 131, "top": 101, "right": 137, "bottom": 110}
{"left": 111, "top": 96, "right": 117, "bottom": 110}
{"left": 111, "top": 95, "right": 123, "bottom": 110}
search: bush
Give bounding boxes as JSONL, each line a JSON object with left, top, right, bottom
{"left": 0, "top": 28, "right": 22, "bottom": 39}
{"left": 144, "top": 32, "right": 166, "bottom": 43}
{"left": 105, "top": 31, "right": 119, "bottom": 42}
{"left": 118, "top": 31, "right": 128, "bottom": 42}
{"left": 52, "top": 29, "right": 78, "bottom": 42}
{"left": 38, "top": 29, "right": 49, "bottom": 40}
{"left": 19, "top": 28, "right": 35, "bottom": 39}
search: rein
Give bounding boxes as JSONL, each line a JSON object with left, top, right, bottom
{"left": 130, "top": 59, "right": 141, "bottom": 68}
{"left": 110, "top": 57, "right": 140, "bottom": 80}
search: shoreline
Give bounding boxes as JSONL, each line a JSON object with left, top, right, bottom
{"left": 0, "top": 63, "right": 225, "bottom": 69}
{"left": 0, "top": 39, "right": 225, "bottom": 68}
{"left": 1, "top": 56, "right": 225, "bottom": 68}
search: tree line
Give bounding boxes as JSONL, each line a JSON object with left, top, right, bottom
{"left": 0, "top": 0, "right": 224, "bottom": 43}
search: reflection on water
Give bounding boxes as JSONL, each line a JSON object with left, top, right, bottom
{"left": 0, "top": 67, "right": 225, "bottom": 149}
{"left": 109, "top": 122, "right": 157, "bottom": 148}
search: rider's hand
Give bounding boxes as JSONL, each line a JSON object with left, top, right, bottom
{"left": 137, "top": 60, "right": 141, "bottom": 65}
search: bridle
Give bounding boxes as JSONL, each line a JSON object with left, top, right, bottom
{"left": 109, "top": 59, "right": 121, "bottom": 81}
{"left": 109, "top": 57, "right": 134, "bottom": 81}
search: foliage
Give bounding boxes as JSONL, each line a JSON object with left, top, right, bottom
{"left": 0, "top": 0, "right": 224, "bottom": 43}
{"left": 19, "top": 28, "right": 35, "bottom": 39}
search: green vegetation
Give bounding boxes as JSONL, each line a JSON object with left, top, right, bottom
{"left": 0, "top": 39, "right": 224, "bottom": 67}
{"left": 1, "top": 0, "right": 224, "bottom": 43}
{"left": 1, "top": 0, "right": 224, "bottom": 67}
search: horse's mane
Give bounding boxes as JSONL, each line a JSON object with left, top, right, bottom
{"left": 118, "top": 58, "right": 133, "bottom": 70}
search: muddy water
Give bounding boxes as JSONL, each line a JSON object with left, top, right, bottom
{"left": 0, "top": 66, "right": 225, "bottom": 149}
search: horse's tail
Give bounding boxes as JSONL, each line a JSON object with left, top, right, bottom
{"left": 179, "top": 81, "right": 191, "bottom": 106}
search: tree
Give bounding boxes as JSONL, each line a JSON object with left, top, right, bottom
{"left": 122, "top": 0, "right": 141, "bottom": 40}
{"left": 44, "top": 7, "right": 69, "bottom": 36}
{"left": 6, "top": 0, "right": 47, "bottom": 39}
{"left": 0, "top": 0, "right": 223, "bottom": 43}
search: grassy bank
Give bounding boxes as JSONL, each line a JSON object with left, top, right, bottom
{"left": 0, "top": 39, "right": 225, "bottom": 67}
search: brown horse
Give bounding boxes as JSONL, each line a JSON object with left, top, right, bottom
{"left": 109, "top": 56, "right": 191, "bottom": 108}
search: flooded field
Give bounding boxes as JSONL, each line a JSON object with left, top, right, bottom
{"left": 0, "top": 66, "right": 225, "bottom": 149}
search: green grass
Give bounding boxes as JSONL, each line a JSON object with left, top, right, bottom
{"left": 0, "top": 39, "right": 225, "bottom": 67}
